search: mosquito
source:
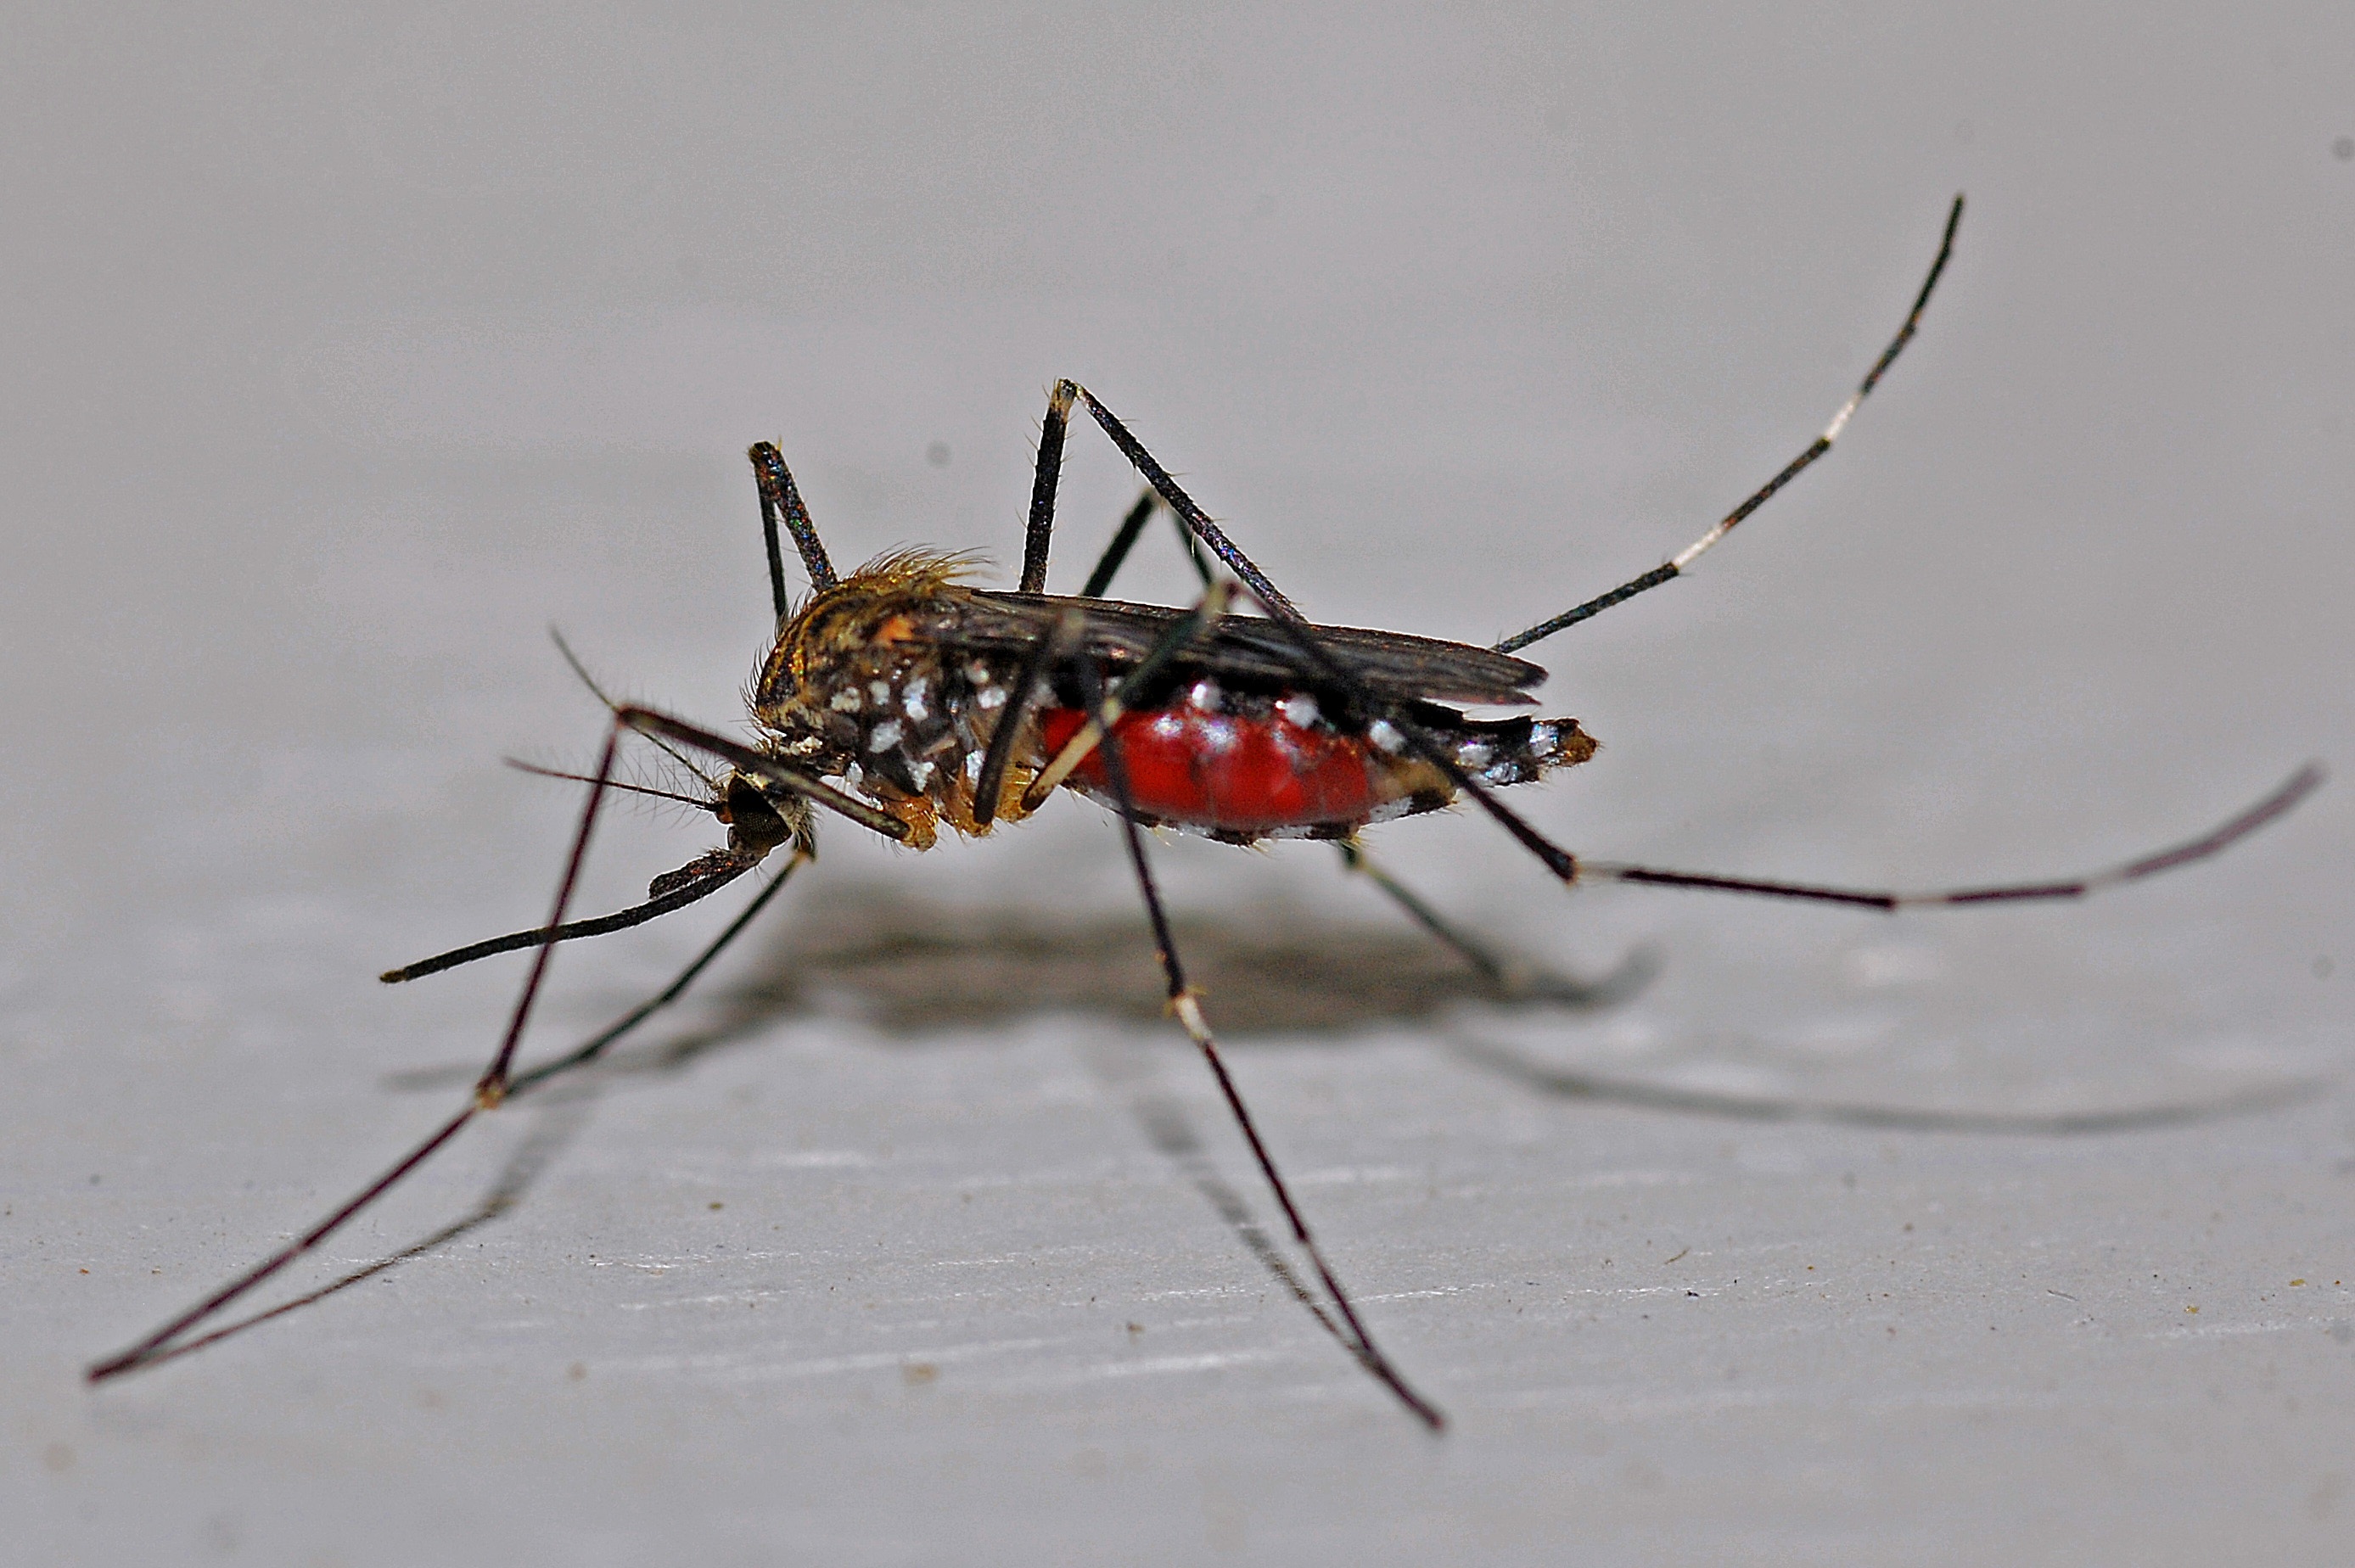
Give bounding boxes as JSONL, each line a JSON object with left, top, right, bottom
{"left": 90, "top": 195, "right": 2321, "bottom": 1429}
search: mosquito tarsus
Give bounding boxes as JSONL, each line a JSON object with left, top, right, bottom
{"left": 89, "top": 195, "right": 2322, "bottom": 1431}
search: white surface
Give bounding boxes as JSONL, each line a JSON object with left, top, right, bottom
{"left": 5, "top": 6, "right": 2352, "bottom": 1565}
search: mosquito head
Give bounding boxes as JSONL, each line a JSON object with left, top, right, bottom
{"left": 718, "top": 770, "right": 811, "bottom": 858}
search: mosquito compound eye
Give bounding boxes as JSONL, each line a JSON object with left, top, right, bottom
{"left": 723, "top": 772, "right": 793, "bottom": 855}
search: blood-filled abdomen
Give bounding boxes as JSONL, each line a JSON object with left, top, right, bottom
{"left": 1037, "top": 704, "right": 1378, "bottom": 832}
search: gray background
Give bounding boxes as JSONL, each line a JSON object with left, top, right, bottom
{"left": 5, "top": 5, "right": 2352, "bottom": 1565}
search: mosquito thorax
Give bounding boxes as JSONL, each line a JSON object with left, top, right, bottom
{"left": 748, "top": 551, "right": 1025, "bottom": 848}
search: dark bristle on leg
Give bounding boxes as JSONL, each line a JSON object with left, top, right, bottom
{"left": 1075, "top": 655, "right": 1448, "bottom": 1431}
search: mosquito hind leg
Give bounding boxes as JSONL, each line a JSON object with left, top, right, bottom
{"left": 1238, "top": 581, "right": 2321, "bottom": 921}
{"left": 1494, "top": 196, "right": 1965, "bottom": 655}
{"left": 1078, "top": 489, "right": 1160, "bottom": 598}
{"left": 1076, "top": 490, "right": 1216, "bottom": 601}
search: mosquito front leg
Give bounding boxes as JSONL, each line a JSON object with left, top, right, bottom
{"left": 968, "top": 608, "right": 1087, "bottom": 830}
{"left": 1077, "top": 656, "right": 1447, "bottom": 1431}
{"left": 1494, "top": 195, "right": 1965, "bottom": 655}
{"left": 90, "top": 719, "right": 640, "bottom": 1382}
{"left": 506, "top": 851, "right": 809, "bottom": 1095}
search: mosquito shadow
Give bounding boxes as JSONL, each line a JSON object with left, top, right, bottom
{"left": 1447, "top": 1037, "right": 2330, "bottom": 1135}
{"left": 702, "top": 882, "right": 1643, "bottom": 1039}
{"left": 109, "top": 1089, "right": 598, "bottom": 1375}
{"left": 386, "top": 882, "right": 1646, "bottom": 1094}
{"left": 1074, "top": 1033, "right": 1380, "bottom": 1375}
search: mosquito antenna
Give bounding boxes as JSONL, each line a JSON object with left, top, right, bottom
{"left": 503, "top": 757, "right": 716, "bottom": 812}
{"left": 1494, "top": 194, "right": 1965, "bottom": 655}
{"left": 750, "top": 442, "right": 836, "bottom": 604}
{"left": 549, "top": 629, "right": 719, "bottom": 788}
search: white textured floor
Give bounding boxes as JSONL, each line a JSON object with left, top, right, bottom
{"left": 6, "top": 8, "right": 2352, "bottom": 1565}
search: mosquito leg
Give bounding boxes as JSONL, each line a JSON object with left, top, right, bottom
{"left": 1333, "top": 839, "right": 1653, "bottom": 1005}
{"left": 507, "top": 848, "right": 810, "bottom": 1095}
{"left": 1494, "top": 196, "right": 1965, "bottom": 655}
{"left": 1059, "top": 384, "right": 1303, "bottom": 619}
{"left": 749, "top": 442, "right": 837, "bottom": 606}
{"left": 1073, "top": 488, "right": 1214, "bottom": 602}
{"left": 1578, "top": 762, "right": 2325, "bottom": 909}
{"left": 1079, "top": 490, "right": 1160, "bottom": 598}
{"left": 90, "top": 720, "right": 636, "bottom": 1382}
{"left": 1336, "top": 840, "right": 1510, "bottom": 985}
{"left": 1018, "top": 580, "right": 1234, "bottom": 814}
{"left": 970, "top": 609, "right": 1087, "bottom": 828}
{"left": 1078, "top": 658, "right": 1447, "bottom": 1431}
{"left": 1237, "top": 581, "right": 2320, "bottom": 916}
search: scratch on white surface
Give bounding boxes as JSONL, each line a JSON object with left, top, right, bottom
{"left": 1569, "top": 1168, "right": 1694, "bottom": 1190}
{"left": 599, "top": 1336, "right": 1064, "bottom": 1384}
{"left": 1293, "top": 1164, "right": 1418, "bottom": 1186}
{"left": 1080, "top": 1350, "right": 1283, "bottom": 1380}
{"left": 1360, "top": 1282, "right": 1494, "bottom": 1303}
{"left": 611, "top": 1291, "right": 803, "bottom": 1311}
{"left": 2154, "top": 1318, "right": 2307, "bottom": 1340}
{"left": 1132, "top": 1284, "right": 1267, "bottom": 1303}
{"left": 749, "top": 1149, "right": 878, "bottom": 1169}
{"left": 1559, "top": 1283, "right": 1702, "bottom": 1302}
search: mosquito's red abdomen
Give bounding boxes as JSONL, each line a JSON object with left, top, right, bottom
{"left": 1039, "top": 703, "right": 1377, "bottom": 832}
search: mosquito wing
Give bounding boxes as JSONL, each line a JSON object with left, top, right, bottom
{"left": 956, "top": 589, "right": 1545, "bottom": 706}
